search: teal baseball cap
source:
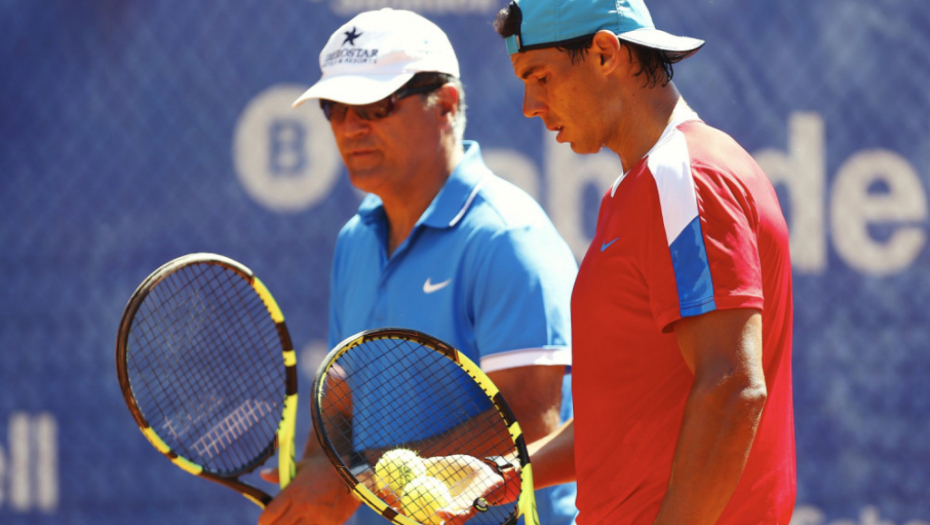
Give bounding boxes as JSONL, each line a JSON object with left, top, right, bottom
{"left": 504, "top": 0, "right": 703, "bottom": 59}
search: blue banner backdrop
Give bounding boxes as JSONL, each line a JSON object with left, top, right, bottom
{"left": 1, "top": 0, "right": 928, "bottom": 524}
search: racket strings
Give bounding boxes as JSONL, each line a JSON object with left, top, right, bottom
{"left": 325, "top": 338, "right": 512, "bottom": 453}
{"left": 167, "top": 264, "right": 282, "bottom": 462}
{"left": 146, "top": 266, "right": 275, "bottom": 433}
{"left": 127, "top": 262, "right": 285, "bottom": 475}
{"left": 162, "top": 265, "right": 280, "bottom": 468}
{"left": 317, "top": 336, "right": 519, "bottom": 525}
{"left": 131, "top": 266, "right": 273, "bottom": 470}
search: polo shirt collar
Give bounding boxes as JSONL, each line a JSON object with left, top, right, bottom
{"left": 357, "top": 140, "right": 489, "bottom": 229}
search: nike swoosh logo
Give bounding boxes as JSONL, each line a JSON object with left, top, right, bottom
{"left": 423, "top": 277, "right": 452, "bottom": 294}
{"left": 600, "top": 237, "right": 620, "bottom": 252}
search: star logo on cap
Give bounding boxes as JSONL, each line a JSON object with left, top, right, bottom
{"left": 342, "top": 27, "right": 362, "bottom": 46}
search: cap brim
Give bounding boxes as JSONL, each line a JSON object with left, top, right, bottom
{"left": 618, "top": 28, "right": 705, "bottom": 61}
{"left": 292, "top": 73, "right": 416, "bottom": 108}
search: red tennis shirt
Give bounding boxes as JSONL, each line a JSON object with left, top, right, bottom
{"left": 571, "top": 114, "right": 796, "bottom": 524}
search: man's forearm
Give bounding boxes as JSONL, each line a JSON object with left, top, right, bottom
{"left": 653, "top": 378, "right": 767, "bottom": 524}
{"left": 303, "top": 430, "right": 324, "bottom": 458}
{"left": 527, "top": 418, "right": 576, "bottom": 490}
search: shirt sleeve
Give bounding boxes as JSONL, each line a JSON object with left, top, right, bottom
{"left": 469, "top": 224, "right": 577, "bottom": 372}
{"left": 327, "top": 234, "right": 346, "bottom": 350}
{"left": 646, "top": 165, "right": 765, "bottom": 332}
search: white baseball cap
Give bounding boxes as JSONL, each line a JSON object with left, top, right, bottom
{"left": 292, "top": 9, "right": 460, "bottom": 108}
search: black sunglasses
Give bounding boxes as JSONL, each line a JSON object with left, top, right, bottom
{"left": 319, "top": 82, "right": 446, "bottom": 123}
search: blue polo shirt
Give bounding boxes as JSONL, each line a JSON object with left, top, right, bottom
{"left": 329, "top": 141, "right": 578, "bottom": 525}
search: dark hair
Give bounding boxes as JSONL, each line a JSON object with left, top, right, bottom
{"left": 404, "top": 71, "right": 456, "bottom": 90}
{"left": 403, "top": 72, "right": 468, "bottom": 141}
{"left": 493, "top": 2, "right": 678, "bottom": 88}
{"left": 621, "top": 41, "right": 677, "bottom": 88}
{"left": 493, "top": 3, "right": 521, "bottom": 41}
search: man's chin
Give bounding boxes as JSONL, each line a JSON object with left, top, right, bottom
{"left": 347, "top": 170, "right": 384, "bottom": 194}
{"left": 568, "top": 141, "right": 601, "bottom": 155}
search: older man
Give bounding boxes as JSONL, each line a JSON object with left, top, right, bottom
{"left": 259, "top": 8, "right": 579, "bottom": 525}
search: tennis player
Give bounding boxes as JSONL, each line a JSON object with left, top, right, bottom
{"left": 258, "top": 9, "right": 578, "bottom": 525}
{"left": 481, "top": 0, "right": 797, "bottom": 523}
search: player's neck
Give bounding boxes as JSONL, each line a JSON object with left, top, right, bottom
{"left": 607, "top": 83, "right": 683, "bottom": 172}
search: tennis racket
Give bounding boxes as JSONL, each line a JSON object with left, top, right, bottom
{"left": 115, "top": 253, "right": 298, "bottom": 508}
{"left": 311, "top": 328, "right": 539, "bottom": 525}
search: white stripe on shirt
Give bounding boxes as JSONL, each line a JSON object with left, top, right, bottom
{"left": 480, "top": 347, "right": 572, "bottom": 373}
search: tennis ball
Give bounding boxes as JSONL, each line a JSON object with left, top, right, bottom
{"left": 400, "top": 475, "right": 452, "bottom": 525}
{"left": 375, "top": 448, "right": 427, "bottom": 496}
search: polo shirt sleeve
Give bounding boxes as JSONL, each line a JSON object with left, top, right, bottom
{"left": 646, "top": 165, "right": 765, "bottom": 332}
{"left": 327, "top": 234, "right": 347, "bottom": 350}
{"left": 470, "top": 225, "right": 577, "bottom": 373}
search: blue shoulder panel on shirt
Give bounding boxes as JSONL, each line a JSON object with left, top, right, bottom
{"left": 669, "top": 216, "right": 716, "bottom": 317}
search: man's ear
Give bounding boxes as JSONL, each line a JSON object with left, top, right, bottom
{"left": 435, "top": 83, "right": 459, "bottom": 118}
{"left": 591, "top": 30, "right": 624, "bottom": 75}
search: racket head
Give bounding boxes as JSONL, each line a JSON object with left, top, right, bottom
{"left": 311, "top": 328, "right": 539, "bottom": 525}
{"left": 115, "top": 253, "right": 298, "bottom": 508}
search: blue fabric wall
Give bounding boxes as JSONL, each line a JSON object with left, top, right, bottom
{"left": 1, "top": 1, "right": 928, "bottom": 523}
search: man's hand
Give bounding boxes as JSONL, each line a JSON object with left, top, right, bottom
{"left": 429, "top": 455, "right": 522, "bottom": 525}
{"left": 258, "top": 454, "right": 361, "bottom": 525}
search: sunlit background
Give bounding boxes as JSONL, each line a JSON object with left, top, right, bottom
{"left": 1, "top": 0, "right": 928, "bottom": 524}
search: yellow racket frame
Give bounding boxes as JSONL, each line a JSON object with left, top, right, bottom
{"left": 312, "top": 328, "right": 539, "bottom": 525}
{"left": 115, "top": 253, "right": 297, "bottom": 508}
